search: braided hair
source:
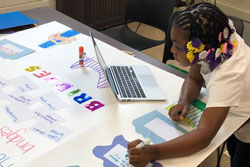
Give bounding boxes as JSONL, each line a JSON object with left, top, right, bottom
{"left": 174, "top": 3, "right": 233, "bottom": 50}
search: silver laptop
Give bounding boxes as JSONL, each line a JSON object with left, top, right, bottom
{"left": 89, "top": 31, "right": 166, "bottom": 101}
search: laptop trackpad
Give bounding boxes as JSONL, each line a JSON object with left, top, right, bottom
{"left": 138, "top": 75, "right": 157, "bottom": 87}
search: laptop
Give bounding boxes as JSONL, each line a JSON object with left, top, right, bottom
{"left": 89, "top": 31, "right": 166, "bottom": 101}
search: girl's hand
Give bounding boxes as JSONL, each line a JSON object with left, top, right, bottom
{"left": 169, "top": 103, "right": 190, "bottom": 121}
{"left": 127, "top": 139, "right": 154, "bottom": 167}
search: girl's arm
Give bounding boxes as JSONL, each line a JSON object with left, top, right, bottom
{"left": 179, "top": 63, "right": 204, "bottom": 106}
{"left": 128, "top": 107, "right": 230, "bottom": 166}
{"left": 150, "top": 106, "right": 230, "bottom": 159}
{"left": 169, "top": 64, "right": 204, "bottom": 121}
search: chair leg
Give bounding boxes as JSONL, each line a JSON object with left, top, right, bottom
{"left": 216, "top": 141, "right": 226, "bottom": 167}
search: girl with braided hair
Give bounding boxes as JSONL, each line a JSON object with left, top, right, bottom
{"left": 127, "top": 3, "right": 250, "bottom": 167}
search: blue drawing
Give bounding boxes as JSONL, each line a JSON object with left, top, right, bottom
{"left": 39, "top": 30, "right": 80, "bottom": 48}
{"left": 93, "top": 135, "right": 162, "bottom": 167}
{"left": 133, "top": 110, "right": 188, "bottom": 144}
{"left": 0, "top": 39, "right": 34, "bottom": 59}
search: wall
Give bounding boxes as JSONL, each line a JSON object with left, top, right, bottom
{"left": 0, "top": 0, "right": 56, "bottom": 13}
{"left": 207, "top": 0, "right": 250, "bottom": 22}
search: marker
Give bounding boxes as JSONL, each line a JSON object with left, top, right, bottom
{"left": 125, "top": 138, "right": 151, "bottom": 157}
{"left": 177, "top": 110, "right": 195, "bottom": 128}
{"left": 79, "top": 46, "right": 84, "bottom": 66}
{"left": 177, "top": 110, "right": 182, "bottom": 116}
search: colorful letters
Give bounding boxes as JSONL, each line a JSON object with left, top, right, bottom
{"left": 25, "top": 66, "right": 104, "bottom": 111}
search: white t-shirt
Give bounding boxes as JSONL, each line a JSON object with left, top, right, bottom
{"left": 200, "top": 34, "right": 250, "bottom": 143}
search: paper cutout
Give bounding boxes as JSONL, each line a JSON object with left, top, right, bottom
{"left": 39, "top": 30, "right": 80, "bottom": 48}
{"left": 30, "top": 124, "right": 73, "bottom": 142}
{"left": 93, "top": 135, "right": 162, "bottom": 167}
{"left": 166, "top": 99, "right": 206, "bottom": 128}
{"left": 70, "top": 56, "right": 109, "bottom": 89}
{"left": 8, "top": 76, "right": 38, "bottom": 93}
{"left": 0, "top": 76, "right": 72, "bottom": 142}
{"left": 32, "top": 109, "right": 65, "bottom": 127}
{"left": 133, "top": 110, "right": 188, "bottom": 144}
{"left": 0, "top": 39, "right": 34, "bottom": 59}
{"left": 25, "top": 65, "right": 105, "bottom": 112}
{"left": 37, "top": 92, "right": 69, "bottom": 112}
{"left": 4, "top": 104, "right": 34, "bottom": 123}
{"left": 6, "top": 91, "right": 35, "bottom": 106}
{"left": 85, "top": 101, "right": 104, "bottom": 112}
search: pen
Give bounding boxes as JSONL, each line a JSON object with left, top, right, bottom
{"left": 125, "top": 138, "right": 152, "bottom": 157}
{"left": 79, "top": 46, "right": 84, "bottom": 66}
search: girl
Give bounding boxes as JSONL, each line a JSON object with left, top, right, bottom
{"left": 128, "top": 3, "right": 250, "bottom": 167}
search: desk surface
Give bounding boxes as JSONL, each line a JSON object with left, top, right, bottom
{"left": 22, "top": 7, "right": 186, "bottom": 80}
{"left": 1, "top": 7, "right": 247, "bottom": 167}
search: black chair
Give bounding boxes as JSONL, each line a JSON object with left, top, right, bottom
{"left": 228, "top": 15, "right": 244, "bottom": 37}
{"left": 102, "top": 0, "right": 176, "bottom": 51}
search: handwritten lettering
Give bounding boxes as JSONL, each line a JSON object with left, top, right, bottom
{"left": 4, "top": 107, "right": 18, "bottom": 122}
{"left": 0, "top": 81, "right": 6, "bottom": 87}
{"left": 0, "top": 153, "right": 15, "bottom": 167}
{"left": 32, "top": 128, "right": 46, "bottom": 135}
{"left": 0, "top": 126, "right": 35, "bottom": 154}
{"left": 8, "top": 95, "right": 31, "bottom": 105}
{"left": 39, "top": 97, "right": 55, "bottom": 110}
{"left": 34, "top": 112, "right": 57, "bottom": 125}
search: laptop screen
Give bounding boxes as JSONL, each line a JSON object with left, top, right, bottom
{"left": 89, "top": 30, "right": 107, "bottom": 73}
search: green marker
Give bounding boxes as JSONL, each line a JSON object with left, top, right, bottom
{"left": 177, "top": 110, "right": 195, "bottom": 128}
{"left": 177, "top": 110, "right": 182, "bottom": 116}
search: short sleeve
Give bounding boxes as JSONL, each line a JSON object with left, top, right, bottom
{"left": 206, "top": 68, "right": 244, "bottom": 108}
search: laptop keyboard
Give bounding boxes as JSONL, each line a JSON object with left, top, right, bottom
{"left": 110, "top": 66, "right": 146, "bottom": 98}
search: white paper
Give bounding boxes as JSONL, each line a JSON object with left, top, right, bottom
{"left": 2, "top": 43, "right": 24, "bottom": 54}
{"left": 30, "top": 124, "right": 73, "bottom": 142}
{"left": 37, "top": 92, "right": 68, "bottom": 112}
{"left": 144, "top": 118, "right": 184, "bottom": 141}
{"left": 8, "top": 76, "right": 38, "bottom": 93}
{"left": 104, "top": 144, "right": 129, "bottom": 167}
{"left": 3, "top": 104, "right": 34, "bottom": 123}
{"left": 32, "top": 109, "right": 65, "bottom": 127}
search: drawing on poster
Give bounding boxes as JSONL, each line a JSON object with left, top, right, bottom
{"left": 133, "top": 110, "right": 188, "bottom": 144}
{"left": 92, "top": 135, "right": 162, "bottom": 167}
{"left": 0, "top": 39, "right": 34, "bottom": 60}
{"left": 70, "top": 56, "right": 109, "bottom": 89}
{"left": 166, "top": 99, "right": 206, "bottom": 128}
{"left": 39, "top": 30, "right": 80, "bottom": 48}
{"left": 0, "top": 153, "right": 15, "bottom": 167}
{"left": 0, "top": 76, "right": 73, "bottom": 144}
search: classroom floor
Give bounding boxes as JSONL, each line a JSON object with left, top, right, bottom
{"left": 126, "top": 21, "right": 250, "bottom": 167}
